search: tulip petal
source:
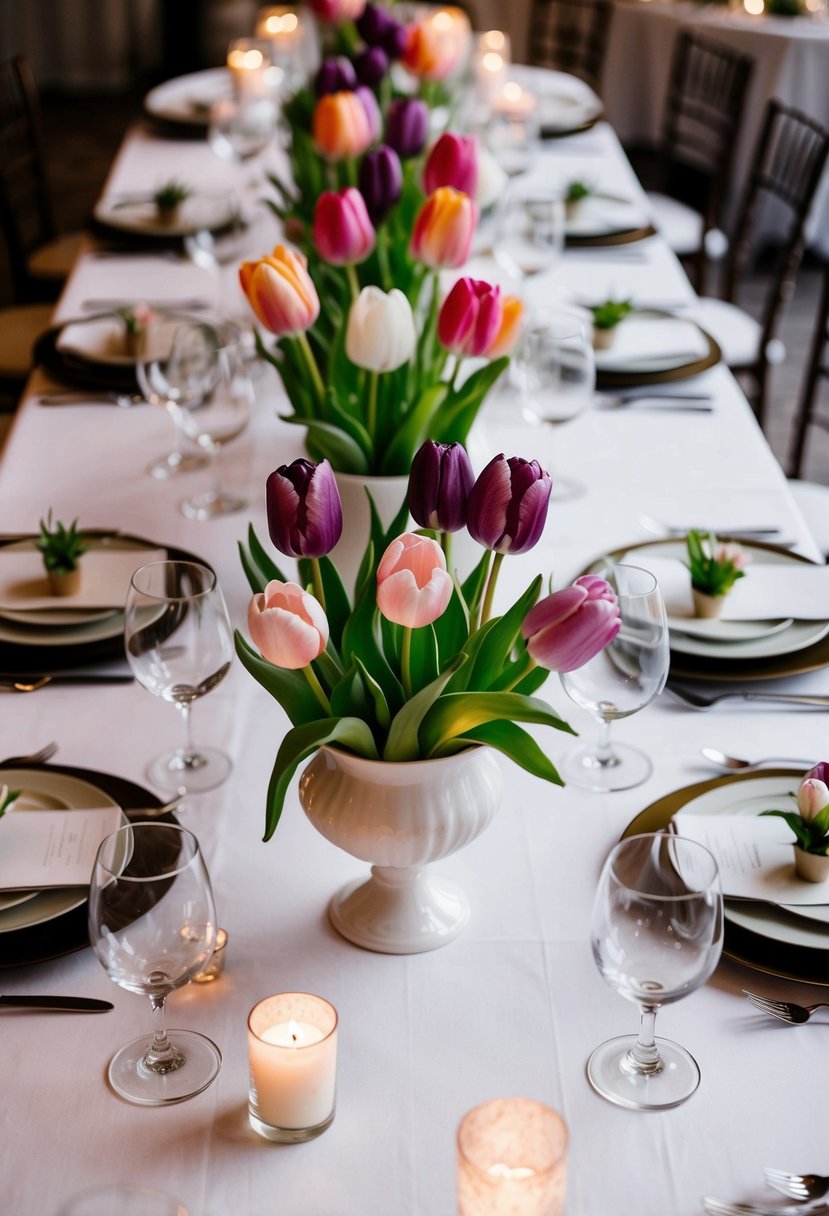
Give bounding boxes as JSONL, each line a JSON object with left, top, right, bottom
{"left": 526, "top": 598, "right": 620, "bottom": 672}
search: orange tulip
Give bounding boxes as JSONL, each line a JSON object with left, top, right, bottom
{"left": 410, "top": 187, "right": 478, "bottom": 270}
{"left": 239, "top": 244, "right": 320, "bottom": 336}
{"left": 313, "top": 90, "right": 376, "bottom": 161}
{"left": 487, "top": 295, "right": 523, "bottom": 357}
{"left": 402, "top": 19, "right": 462, "bottom": 81}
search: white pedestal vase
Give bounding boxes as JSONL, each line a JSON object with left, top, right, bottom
{"left": 329, "top": 472, "right": 409, "bottom": 598}
{"left": 299, "top": 745, "right": 503, "bottom": 954}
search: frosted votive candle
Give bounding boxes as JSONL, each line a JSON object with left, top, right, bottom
{"left": 248, "top": 993, "right": 338, "bottom": 1142}
{"left": 227, "top": 38, "right": 277, "bottom": 99}
{"left": 457, "top": 1098, "right": 568, "bottom": 1216}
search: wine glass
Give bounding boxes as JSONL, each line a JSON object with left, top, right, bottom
{"left": 88, "top": 821, "right": 221, "bottom": 1106}
{"left": 559, "top": 564, "right": 669, "bottom": 791}
{"left": 136, "top": 312, "right": 212, "bottom": 482}
{"left": 162, "top": 320, "right": 253, "bottom": 520}
{"left": 492, "top": 181, "right": 565, "bottom": 300}
{"left": 518, "top": 307, "right": 595, "bottom": 501}
{"left": 124, "top": 560, "right": 234, "bottom": 795}
{"left": 588, "top": 831, "right": 723, "bottom": 1110}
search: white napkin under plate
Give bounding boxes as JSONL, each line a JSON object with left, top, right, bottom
{"left": 57, "top": 316, "right": 174, "bottom": 366}
{"left": 0, "top": 547, "right": 165, "bottom": 611}
{"left": 594, "top": 316, "right": 708, "bottom": 372}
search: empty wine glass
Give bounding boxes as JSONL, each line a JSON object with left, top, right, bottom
{"left": 559, "top": 564, "right": 669, "bottom": 791}
{"left": 136, "top": 312, "right": 211, "bottom": 481}
{"left": 492, "top": 182, "right": 565, "bottom": 299}
{"left": 88, "top": 821, "right": 221, "bottom": 1105}
{"left": 588, "top": 832, "right": 723, "bottom": 1110}
{"left": 125, "top": 560, "right": 234, "bottom": 795}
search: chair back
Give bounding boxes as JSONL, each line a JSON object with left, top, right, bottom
{"left": 725, "top": 100, "right": 829, "bottom": 360}
{"left": 0, "top": 56, "right": 57, "bottom": 302}
{"left": 661, "top": 32, "right": 753, "bottom": 237}
{"left": 789, "top": 259, "right": 829, "bottom": 478}
{"left": 529, "top": 0, "right": 612, "bottom": 92}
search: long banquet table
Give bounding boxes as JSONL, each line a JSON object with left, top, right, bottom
{"left": 2, "top": 93, "right": 828, "bottom": 1216}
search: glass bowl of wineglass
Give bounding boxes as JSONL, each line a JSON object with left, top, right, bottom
{"left": 559, "top": 564, "right": 669, "bottom": 791}
{"left": 492, "top": 181, "right": 565, "bottom": 298}
{"left": 136, "top": 312, "right": 211, "bottom": 482}
{"left": 588, "top": 831, "right": 723, "bottom": 1110}
{"left": 88, "top": 821, "right": 221, "bottom": 1105}
{"left": 124, "top": 560, "right": 234, "bottom": 795}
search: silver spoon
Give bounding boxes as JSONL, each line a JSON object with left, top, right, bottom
{"left": 700, "top": 747, "right": 815, "bottom": 772}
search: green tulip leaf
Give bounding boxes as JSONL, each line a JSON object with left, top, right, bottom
{"left": 314, "top": 648, "right": 344, "bottom": 693}
{"left": 431, "top": 357, "right": 509, "bottom": 445}
{"left": 284, "top": 417, "right": 370, "bottom": 475}
{"left": 342, "top": 589, "right": 404, "bottom": 716}
{"left": 760, "top": 809, "right": 812, "bottom": 850}
{"left": 813, "top": 804, "right": 829, "bottom": 836}
{"left": 248, "top": 524, "right": 288, "bottom": 587}
{"left": 380, "top": 383, "right": 449, "bottom": 476}
{"left": 421, "top": 692, "right": 575, "bottom": 757}
{"left": 264, "top": 716, "right": 379, "bottom": 840}
{"left": 432, "top": 582, "right": 470, "bottom": 668}
{"left": 468, "top": 576, "right": 542, "bottom": 692}
{"left": 409, "top": 623, "right": 440, "bottom": 693}
{"left": 438, "top": 720, "right": 564, "bottom": 786}
{"left": 384, "top": 660, "right": 461, "bottom": 762}
{"left": 354, "top": 655, "right": 392, "bottom": 732}
{"left": 461, "top": 549, "right": 492, "bottom": 620}
{"left": 234, "top": 630, "right": 321, "bottom": 727}
{"left": 380, "top": 614, "right": 402, "bottom": 669}
{"left": 238, "top": 540, "right": 266, "bottom": 596}
{"left": 330, "top": 664, "right": 372, "bottom": 721}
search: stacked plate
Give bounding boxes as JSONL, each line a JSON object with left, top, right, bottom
{"left": 92, "top": 190, "right": 238, "bottom": 241}
{"left": 143, "top": 67, "right": 233, "bottom": 132}
{"left": 513, "top": 65, "right": 604, "bottom": 138}
{"left": 593, "top": 310, "right": 721, "bottom": 388}
{"left": 565, "top": 194, "right": 655, "bottom": 247}
{"left": 626, "top": 770, "right": 829, "bottom": 985}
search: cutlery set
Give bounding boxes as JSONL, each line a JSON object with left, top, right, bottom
{"left": 0, "top": 674, "right": 134, "bottom": 692}
{"left": 705, "top": 1167, "right": 829, "bottom": 1214}
{"left": 665, "top": 683, "right": 829, "bottom": 710}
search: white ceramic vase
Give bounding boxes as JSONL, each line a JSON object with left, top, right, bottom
{"left": 299, "top": 745, "right": 503, "bottom": 954}
{"left": 330, "top": 472, "right": 409, "bottom": 597}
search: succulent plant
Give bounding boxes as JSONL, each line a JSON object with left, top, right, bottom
{"left": 590, "top": 298, "right": 633, "bottom": 330}
{"left": 566, "top": 179, "right": 592, "bottom": 203}
{"left": 153, "top": 180, "right": 191, "bottom": 211}
{"left": 37, "top": 511, "right": 88, "bottom": 575}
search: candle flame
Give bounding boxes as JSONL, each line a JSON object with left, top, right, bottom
{"left": 265, "top": 12, "right": 298, "bottom": 33}
{"left": 289, "top": 1018, "right": 301, "bottom": 1045}
{"left": 229, "top": 48, "right": 265, "bottom": 70}
{"left": 482, "top": 51, "right": 504, "bottom": 72}
{"left": 744, "top": 0, "right": 764, "bottom": 11}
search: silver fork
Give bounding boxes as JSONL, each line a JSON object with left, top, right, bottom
{"left": 765, "top": 1169, "right": 829, "bottom": 1202}
{"left": 665, "top": 684, "right": 829, "bottom": 710}
{"left": 0, "top": 741, "right": 58, "bottom": 766}
{"left": 704, "top": 1200, "right": 829, "bottom": 1216}
{"left": 743, "top": 990, "right": 829, "bottom": 1025}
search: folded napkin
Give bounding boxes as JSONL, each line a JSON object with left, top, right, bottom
{"left": 566, "top": 197, "right": 648, "bottom": 237}
{"left": 57, "top": 317, "right": 173, "bottom": 366}
{"left": 0, "top": 547, "right": 165, "bottom": 612}
{"left": 0, "top": 806, "right": 123, "bottom": 890}
{"left": 594, "top": 316, "right": 708, "bottom": 371}
{"left": 622, "top": 553, "right": 829, "bottom": 622}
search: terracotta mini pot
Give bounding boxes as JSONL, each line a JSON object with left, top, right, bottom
{"left": 155, "top": 202, "right": 182, "bottom": 227}
{"left": 47, "top": 567, "right": 81, "bottom": 597}
{"left": 123, "top": 330, "right": 146, "bottom": 359}
{"left": 692, "top": 588, "right": 726, "bottom": 619}
{"left": 592, "top": 326, "right": 617, "bottom": 351}
{"left": 794, "top": 846, "right": 829, "bottom": 883}
{"left": 565, "top": 197, "right": 586, "bottom": 221}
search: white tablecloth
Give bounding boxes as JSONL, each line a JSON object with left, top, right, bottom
{"left": 1, "top": 114, "right": 828, "bottom": 1216}
{"left": 602, "top": 0, "right": 829, "bottom": 253}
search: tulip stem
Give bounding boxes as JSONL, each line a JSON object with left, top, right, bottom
{"left": 449, "top": 356, "right": 464, "bottom": 393}
{"left": 441, "top": 530, "right": 453, "bottom": 573}
{"left": 345, "top": 157, "right": 358, "bottom": 188}
{"left": 401, "top": 626, "right": 413, "bottom": 699}
{"left": 367, "top": 371, "right": 379, "bottom": 443}
{"left": 480, "top": 551, "right": 505, "bottom": 625}
{"left": 345, "top": 262, "right": 361, "bottom": 303}
{"left": 377, "top": 230, "right": 392, "bottom": 292}
{"left": 303, "top": 663, "right": 332, "bottom": 715}
{"left": 310, "top": 557, "right": 326, "bottom": 613}
{"left": 297, "top": 332, "right": 326, "bottom": 414}
{"left": 501, "top": 653, "right": 537, "bottom": 692}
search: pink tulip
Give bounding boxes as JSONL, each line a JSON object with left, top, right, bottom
{"left": 411, "top": 187, "right": 478, "bottom": 270}
{"left": 376, "top": 533, "right": 453, "bottom": 628}
{"left": 248, "top": 580, "right": 329, "bottom": 670}
{"left": 798, "top": 777, "right": 829, "bottom": 822}
{"left": 424, "top": 133, "right": 478, "bottom": 197}
{"left": 521, "top": 575, "right": 621, "bottom": 672}
{"left": 313, "top": 188, "right": 376, "bottom": 266}
{"left": 307, "top": 0, "right": 366, "bottom": 23}
{"left": 438, "top": 277, "right": 503, "bottom": 358}
{"left": 239, "top": 245, "right": 320, "bottom": 336}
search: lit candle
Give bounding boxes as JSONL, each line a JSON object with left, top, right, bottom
{"left": 457, "top": 1098, "right": 568, "bottom": 1216}
{"left": 493, "top": 81, "right": 537, "bottom": 119}
{"left": 743, "top": 0, "right": 765, "bottom": 11}
{"left": 248, "top": 993, "right": 338, "bottom": 1143}
{"left": 192, "top": 927, "right": 228, "bottom": 983}
{"left": 227, "top": 38, "right": 277, "bottom": 99}
{"left": 255, "top": 6, "right": 303, "bottom": 47}
{"left": 428, "top": 6, "right": 472, "bottom": 67}
{"left": 474, "top": 31, "right": 510, "bottom": 104}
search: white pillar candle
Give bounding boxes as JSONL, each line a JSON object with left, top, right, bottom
{"left": 227, "top": 39, "right": 277, "bottom": 100}
{"left": 493, "top": 81, "right": 537, "bottom": 119}
{"left": 457, "top": 1098, "right": 568, "bottom": 1216}
{"left": 474, "top": 32, "right": 510, "bottom": 106}
{"left": 248, "top": 993, "right": 338, "bottom": 1143}
{"left": 255, "top": 6, "right": 303, "bottom": 49}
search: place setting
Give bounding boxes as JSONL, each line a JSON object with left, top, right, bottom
{"left": 509, "top": 63, "right": 604, "bottom": 138}
{"left": 90, "top": 182, "right": 242, "bottom": 245}
{"left": 560, "top": 179, "right": 656, "bottom": 247}
{"left": 589, "top": 304, "right": 722, "bottom": 388}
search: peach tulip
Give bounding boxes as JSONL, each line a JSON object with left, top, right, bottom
{"left": 376, "top": 533, "right": 453, "bottom": 628}
{"left": 313, "top": 90, "right": 376, "bottom": 161}
{"left": 402, "top": 20, "right": 462, "bottom": 81}
{"left": 411, "top": 187, "right": 478, "bottom": 270}
{"left": 248, "top": 580, "right": 329, "bottom": 670}
{"left": 239, "top": 245, "right": 320, "bottom": 336}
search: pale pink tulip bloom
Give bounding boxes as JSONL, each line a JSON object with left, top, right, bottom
{"left": 798, "top": 777, "right": 829, "bottom": 821}
{"left": 248, "top": 580, "right": 329, "bottom": 669}
{"left": 716, "top": 541, "right": 750, "bottom": 571}
{"left": 522, "top": 576, "right": 621, "bottom": 672}
{"left": 376, "top": 533, "right": 453, "bottom": 628}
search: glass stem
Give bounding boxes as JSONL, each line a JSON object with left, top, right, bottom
{"left": 211, "top": 444, "right": 223, "bottom": 501}
{"left": 596, "top": 717, "right": 615, "bottom": 766}
{"left": 624, "top": 1006, "right": 664, "bottom": 1076}
{"left": 143, "top": 992, "right": 184, "bottom": 1074}
{"left": 178, "top": 702, "right": 196, "bottom": 762}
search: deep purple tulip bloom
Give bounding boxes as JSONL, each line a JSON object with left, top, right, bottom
{"left": 806, "top": 762, "right": 829, "bottom": 787}
{"left": 266, "top": 458, "right": 343, "bottom": 559}
{"left": 467, "top": 454, "right": 552, "bottom": 555}
{"left": 315, "top": 56, "right": 358, "bottom": 96}
{"left": 521, "top": 576, "right": 621, "bottom": 672}
{"left": 358, "top": 144, "right": 403, "bottom": 225}
{"left": 385, "top": 97, "right": 429, "bottom": 160}
{"left": 382, "top": 19, "right": 407, "bottom": 61}
{"left": 356, "top": 2, "right": 405, "bottom": 57}
{"left": 409, "top": 441, "right": 475, "bottom": 534}
{"left": 353, "top": 45, "right": 389, "bottom": 88}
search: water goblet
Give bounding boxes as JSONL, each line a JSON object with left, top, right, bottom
{"left": 88, "top": 821, "right": 222, "bottom": 1106}
{"left": 588, "top": 831, "right": 723, "bottom": 1110}
{"left": 559, "top": 564, "right": 669, "bottom": 791}
{"left": 124, "top": 560, "right": 234, "bottom": 795}
{"left": 492, "top": 182, "right": 565, "bottom": 299}
{"left": 136, "top": 312, "right": 212, "bottom": 481}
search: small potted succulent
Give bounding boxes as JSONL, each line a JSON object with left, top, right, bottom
{"left": 153, "top": 180, "right": 191, "bottom": 226}
{"left": 564, "top": 179, "right": 593, "bottom": 220}
{"left": 116, "top": 304, "right": 155, "bottom": 359}
{"left": 761, "top": 763, "right": 829, "bottom": 883}
{"left": 685, "top": 529, "right": 749, "bottom": 618}
{"left": 589, "top": 298, "right": 632, "bottom": 350}
{"left": 37, "top": 511, "right": 88, "bottom": 597}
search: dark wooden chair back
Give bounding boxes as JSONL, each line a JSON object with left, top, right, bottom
{"left": 529, "top": 0, "right": 613, "bottom": 93}
{"left": 0, "top": 56, "right": 58, "bottom": 303}
{"left": 789, "top": 259, "right": 829, "bottom": 478}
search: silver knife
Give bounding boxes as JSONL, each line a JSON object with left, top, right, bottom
{"left": 80, "top": 298, "right": 211, "bottom": 313}
{"left": 0, "top": 995, "right": 113, "bottom": 1012}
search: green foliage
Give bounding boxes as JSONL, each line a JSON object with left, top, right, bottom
{"left": 761, "top": 793, "right": 829, "bottom": 856}
{"left": 0, "top": 787, "right": 20, "bottom": 819}
{"left": 685, "top": 529, "right": 746, "bottom": 597}
{"left": 566, "top": 180, "right": 592, "bottom": 203}
{"left": 37, "top": 511, "right": 87, "bottom": 574}
{"left": 153, "top": 180, "right": 191, "bottom": 210}
{"left": 590, "top": 298, "right": 633, "bottom": 330}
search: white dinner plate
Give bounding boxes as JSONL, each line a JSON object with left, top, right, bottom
{"left": 620, "top": 540, "right": 829, "bottom": 660}
{"left": 594, "top": 313, "right": 710, "bottom": 374}
{"left": 0, "top": 770, "right": 123, "bottom": 933}
{"left": 93, "top": 191, "right": 238, "bottom": 238}
{"left": 0, "top": 606, "right": 118, "bottom": 627}
{"left": 144, "top": 67, "right": 232, "bottom": 128}
{"left": 565, "top": 195, "right": 650, "bottom": 239}
{"left": 513, "top": 65, "right": 603, "bottom": 134}
{"left": 666, "top": 615, "right": 794, "bottom": 642}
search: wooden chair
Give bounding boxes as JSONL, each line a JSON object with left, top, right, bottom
{"left": 528, "top": 0, "right": 613, "bottom": 93}
{"left": 784, "top": 259, "right": 829, "bottom": 558}
{"left": 647, "top": 31, "right": 754, "bottom": 294}
{"left": 694, "top": 99, "right": 829, "bottom": 431}
{"left": 0, "top": 55, "right": 83, "bottom": 304}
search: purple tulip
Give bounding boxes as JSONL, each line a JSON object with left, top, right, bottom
{"left": 353, "top": 45, "right": 389, "bottom": 88}
{"left": 466, "top": 454, "right": 552, "bottom": 555}
{"left": 356, "top": 3, "right": 406, "bottom": 59}
{"left": 806, "top": 762, "right": 829, "bottom": 786}
{"left": 385, "top": 97, "right": 429, "bottom": 160}
{"left": 382, "top": 19, "right": 407, "bottom": 61}
{"left": 409, "top": 441, "right": 475, "bottom": 534}
{"left": 266, "top": 458, "right": 343, "bottom": 559}
{"left": 315, "top": 56, "right": 358, "bottom": 96}
{"left": 521, "top": 576, "right": 621, "bottom": 672}
{"left": 359, "top": 144, "right": 403, "bottom": 225}
{"left": 355, "top": 84, "right": 382, "bottom": 143}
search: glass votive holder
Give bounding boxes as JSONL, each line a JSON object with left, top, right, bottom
{"left": 226, "top": 38, "right": 280, "bottom": 100}
{"left": 457, "top": 1098, "right": 568, "bottom": 1216}
{"left": 192, "top": 928, "right": 228, "bottom": 984}
{"left": 248, "top": 992, "right": 338, "bottom": 1143}
{"left": 254, "top": 7, "right": 308, "bottom": 89}
{"left": 474, "top": 31, "right": 511, "bottom": 106}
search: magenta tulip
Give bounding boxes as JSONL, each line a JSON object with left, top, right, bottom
{"left": 266, "top": 458, "right": 343, "bottom": 558}
{"left": 376, "top": 533, "right": 453, "bottom": 628}
{"left": 248, "top": 581, "right": 329, "bottom": 670}
{"left": 408, "top": 440, "right": 474, "bottom": 533}
{"left": 521, "top": 576, "right": 621, "bottom": 672}
{"left": 313, "top": 188, "right": 376, "bottom": 266}
{"left": 315, "top": 56, "right": 358, "bottom": 96}
{"left": 423, "top": 133, "right": 478, "bottom": 197}
{"left": 438, "top": 277, "right": 502, "bottom": 358}
{"left": 806, "top": 762, "right": 829, "bottom": 787}
{"left": 466, "top": 454, "right": 552, "bottom": 555}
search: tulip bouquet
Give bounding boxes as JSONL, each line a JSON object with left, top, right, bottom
{"left": 236, "top": 441, "right": 621, "bottom": 840}
{"left": 241, "top": 2, "right": 514, "bottom": 476}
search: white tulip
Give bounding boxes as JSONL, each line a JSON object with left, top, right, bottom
{"left": 345, "top": 286, "right": 417, "bottom": 373}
